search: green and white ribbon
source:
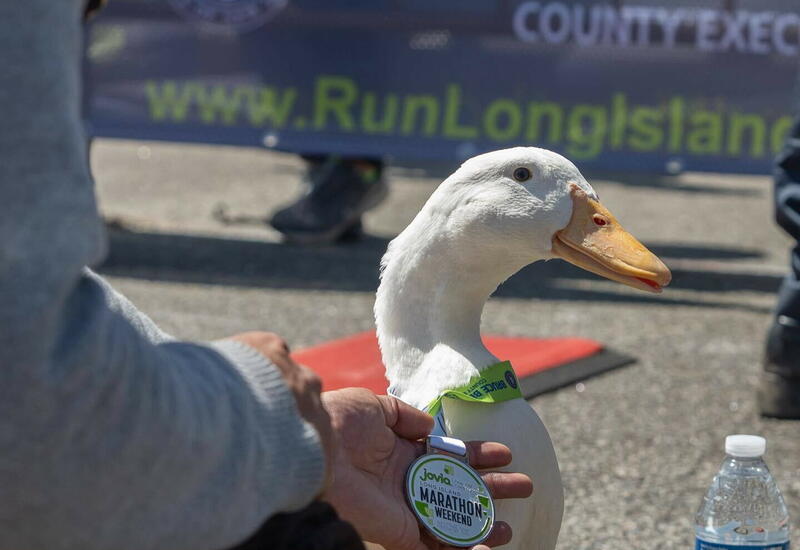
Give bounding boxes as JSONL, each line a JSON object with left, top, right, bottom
{"left": 425, "top": 361, "right": 523, "bottom": 418}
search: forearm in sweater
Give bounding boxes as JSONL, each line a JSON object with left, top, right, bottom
{"left": 0, "top": 2, "right": 324, "bottom": 549}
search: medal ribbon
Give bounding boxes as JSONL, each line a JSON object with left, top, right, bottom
{"left": 424, "top": 361, "right": 523, "bottom": 417}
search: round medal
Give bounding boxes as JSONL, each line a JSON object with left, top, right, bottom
{"left": 405, "top": 437, "right": 495, "bottom": 547}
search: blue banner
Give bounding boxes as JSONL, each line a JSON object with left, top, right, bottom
{"left": 86, "top": 0, "right": 800, "bottom": 174}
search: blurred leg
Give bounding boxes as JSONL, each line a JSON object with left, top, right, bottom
{"left": 774, "top": 119, "right": 800, "bottom": 320}
{"left": 270, "top": 155, "right": 387, "bottom": 244}
{"left": 759, "top": 118, "right": 800, "bottom": 418}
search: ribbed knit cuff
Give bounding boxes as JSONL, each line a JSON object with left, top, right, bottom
{"left": 211, "top": 339, "right": 326, "bottom": 513}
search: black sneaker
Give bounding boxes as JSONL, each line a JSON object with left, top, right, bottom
{"left": 758, "top": 315, "right": 800, "bottom": 419}
{"left": 270, "top": 156, "right": 387, "bottom": 244}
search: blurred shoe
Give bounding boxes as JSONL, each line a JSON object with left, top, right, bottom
{"left": 758, "top": 315, "right": 800, "bottom": 418}
{"left": 270, "top": 156, "right": 387, "bottom": 244}
{"left": 337, "top": 220, "right": 364, "bottom": 242}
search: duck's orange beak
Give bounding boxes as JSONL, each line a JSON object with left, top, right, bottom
{"left": 551, "top": 184, "right": 671, "bottom": 294}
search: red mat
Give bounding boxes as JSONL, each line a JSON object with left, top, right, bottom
{"left": 293, "top": 331, "right": 631, "bottom": 398}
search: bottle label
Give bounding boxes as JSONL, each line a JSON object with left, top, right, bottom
{"left": 696, "top": 538, "right": 790, "bottom": 550}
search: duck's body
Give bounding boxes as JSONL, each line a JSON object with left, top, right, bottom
{"left": 442, "top": 398, "right": 562, "bottom": 550}
{"left": 376, "top": 147, "right": 670, "bottom": 549}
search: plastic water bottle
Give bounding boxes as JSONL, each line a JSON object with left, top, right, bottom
{"left": 695, "top": 435, "right": 790, "bottom": 550}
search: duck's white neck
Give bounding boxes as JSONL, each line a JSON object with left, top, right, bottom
{"left": 375, "top": 219, "right": 532, "bottom": 409}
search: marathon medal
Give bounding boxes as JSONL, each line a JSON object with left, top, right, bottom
{"left": 405, "top": 435, "right": 495, "bottom": 547}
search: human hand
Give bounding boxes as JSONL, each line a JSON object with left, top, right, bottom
{"left": 322, "top": 388, "right": 533, "bottom": 550}
{"left": 227, "top": 331, "right": 332, "bottom": 479}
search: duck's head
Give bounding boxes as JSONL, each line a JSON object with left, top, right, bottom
{"left": 413, "top": 147, "right": 671, "bottom": 293}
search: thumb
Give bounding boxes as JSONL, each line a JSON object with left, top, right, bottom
{"left": 378, "top": 395, "right": 434, "bottom": 441}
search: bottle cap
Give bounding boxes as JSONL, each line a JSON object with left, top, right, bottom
{"left": 725, "top": 434, "right": 766, "bottom": 457}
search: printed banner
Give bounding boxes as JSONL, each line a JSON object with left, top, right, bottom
{"left": 86, "top": 0, "right": 800, "bottom": 174}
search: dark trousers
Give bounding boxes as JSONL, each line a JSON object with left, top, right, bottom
{"left": 774, "top": 118, "right": 800, "bottom": 323}
{"left": 228, "top": 502, "right": 365, "bottom": 550}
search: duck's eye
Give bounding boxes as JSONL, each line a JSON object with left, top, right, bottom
{"left": 513, "top": 167, "right": 531, "bottom": 182}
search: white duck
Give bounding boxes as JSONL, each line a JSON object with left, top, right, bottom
{"left": 375, "top": 147, "right": 671, "bottom": 550}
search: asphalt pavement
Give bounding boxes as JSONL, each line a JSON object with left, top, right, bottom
{"left": 92, "top": 138, "right": 800, "bottom": 550}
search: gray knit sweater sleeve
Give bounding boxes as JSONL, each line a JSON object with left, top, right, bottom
{"left": 0, "top": 3, "right": 325, "bottom": 550}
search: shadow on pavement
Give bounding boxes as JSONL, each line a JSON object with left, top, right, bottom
{"left": 646, "top": 244, "right": 763, "bottom": 261}
{"left": 99, "top": 225, "right": 780, "bottom": 313}
{"left": 583, "top": 172, "right": 765, "bottom": 197}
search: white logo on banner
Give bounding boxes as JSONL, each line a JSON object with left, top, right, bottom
{"left": 512, "top": 2, "right": 800, "bottom": 56}
{"left": 168, "top": 0, "right": 288, "bottom": 32}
